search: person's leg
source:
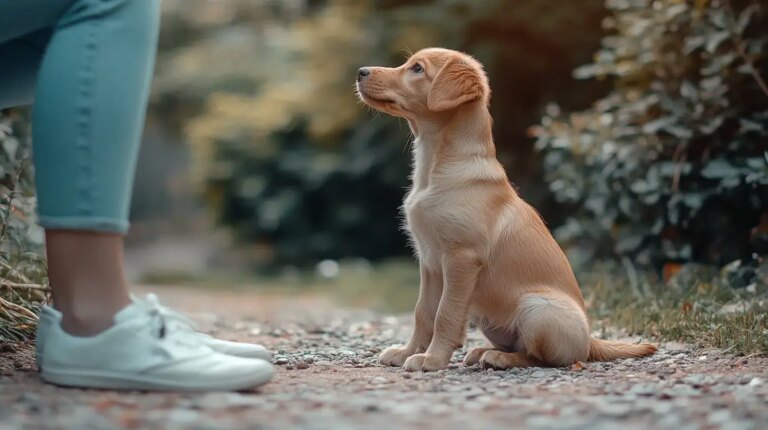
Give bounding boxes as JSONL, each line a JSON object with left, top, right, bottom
{"left": 29, "top": 0, "right": 160, "bottom": 335}
{"left": 0, "top": 0, "right": 148, "bottom": 335}
{"left": 0, "top": 1, "right": 275, "bottom": 391}
{"left": 1, "top": 0, "right": 272, "bottom": 358}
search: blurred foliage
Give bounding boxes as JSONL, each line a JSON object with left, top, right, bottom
{"left": 534, "top": 0, "right": 768, "bottom": 270}
{"left": 153, "top": 0, "right": 606, "bottom": 266}
{"left": 0, "top": 110, "right": 48, "bottom": 342}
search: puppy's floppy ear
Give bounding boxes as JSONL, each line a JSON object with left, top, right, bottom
{"left": 427, "top": 58, "right": 486, "bottom": 112}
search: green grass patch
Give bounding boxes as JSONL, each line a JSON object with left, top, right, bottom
{"left": 601, "top": 306, "right": 768, "bottom": 355}
{"left": 585, "top": 272, "right": 768, "bottom": 356}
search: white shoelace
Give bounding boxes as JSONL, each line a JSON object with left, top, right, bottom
{"left": 141, "top": 293, "right": 200, "bottom": 331}
{"left": 140, "top": 294, "right": 203, "bottom": 349}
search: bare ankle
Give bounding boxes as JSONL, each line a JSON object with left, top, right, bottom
{"left": 58, "top": 299, "right": 130, "bottom": 336}
{"left": 45, "top": 230, "right": 133, "bottom": 336}
{"left": 60, "top": 314, "right": 113, "bottom": 336}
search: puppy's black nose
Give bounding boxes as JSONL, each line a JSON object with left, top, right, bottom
{"left": 357, "top": 67, "right": 370, "bottom": 81}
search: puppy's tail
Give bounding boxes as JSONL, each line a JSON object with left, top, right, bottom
{"left": 587, "top": 338, "right": 657, "bottom": 362}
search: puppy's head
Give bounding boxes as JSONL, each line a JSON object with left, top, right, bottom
{"left": 356, "top": 48, "right": 490, "bottom": 119}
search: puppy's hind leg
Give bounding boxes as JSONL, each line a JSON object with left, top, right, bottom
{"left": 514, "top": 291, "right": 591, "bottom": 367}
{"left": 463, "top": 345, "right": 495, "bottom": 366}
{"left": 479, "top": 351, "right": 543, "bottom": 369}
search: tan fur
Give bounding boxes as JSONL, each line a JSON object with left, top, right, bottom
{"left": 356, "top": 48, "right": 656, "bottom": 371}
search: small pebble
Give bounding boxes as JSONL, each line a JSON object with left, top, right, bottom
{"left": 369, "top": 377, "right": 389, "bottom": 385}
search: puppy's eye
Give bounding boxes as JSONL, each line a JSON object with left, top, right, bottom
{"left": 410, "top": 63, "right": 423, "bottom": 73}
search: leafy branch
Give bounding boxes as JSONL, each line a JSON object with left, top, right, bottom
{"left": 725, "top": 0, "right": 768, "bottom": 99}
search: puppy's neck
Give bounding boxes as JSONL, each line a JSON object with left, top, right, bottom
{"left": 407, "top": 101, "right": 496, "bottom": 189}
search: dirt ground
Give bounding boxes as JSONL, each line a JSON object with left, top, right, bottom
{"left": 1, "top": 285, "right": 767, "bottom": 430}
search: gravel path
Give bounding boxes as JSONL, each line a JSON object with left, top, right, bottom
{"left": 1, "top": 285, "right": 767, "bottom": 430}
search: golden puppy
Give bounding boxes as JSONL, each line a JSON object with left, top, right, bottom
{"left": 356, "top": 48, "right": 656, "bottom": 372}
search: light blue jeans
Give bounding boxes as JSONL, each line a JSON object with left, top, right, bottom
{"left": 0, "top": 0, "right": 160, "bottom": 233}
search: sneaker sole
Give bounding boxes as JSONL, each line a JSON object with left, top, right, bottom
{"left": 41, "top": 365, "right": 274, "bottom": 392}
{"left": 38, "top": 344, "right": 272, "bottom": 367}
{"left": 207, "top": 347, "right": 272, "bottom": 362}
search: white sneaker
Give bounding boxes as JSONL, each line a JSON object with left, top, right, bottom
{"left": 39, "top": 301, "right": 274, "bottom": 391}
{"left": 35, "top": 294, "right": 271, "bottom": 370}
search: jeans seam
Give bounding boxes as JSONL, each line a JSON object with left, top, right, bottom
{"left": 75, "top": 18, "right": 98, "bottom": 217}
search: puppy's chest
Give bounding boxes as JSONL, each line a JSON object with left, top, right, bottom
{"left": 403, "top": 189, "right": 453, "bottom": 263}
{"left": 404, "top": 191, "right": 439, "bottom": 232}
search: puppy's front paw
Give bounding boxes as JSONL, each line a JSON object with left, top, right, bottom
{"left": 377, "top": 345, "right": 413, "bottom": 367}
{"left": 463, "top": 347, "right": 491, "bottom": 366}
{"left": 403, "top": 353, "right": 449, "bottom": 372}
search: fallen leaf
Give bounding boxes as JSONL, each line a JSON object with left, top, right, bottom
{"left": 571, "top": 361, "right": 586, "bottom": 371}
{"left": 681, "top": 302, "right": 693, "bottom": 313}
{"left": 663, "top": 263, "right": 683, "bottom": 282}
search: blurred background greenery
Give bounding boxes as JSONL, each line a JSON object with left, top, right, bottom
{"left": 2, "top": 0, "right": 768, "bottom": 349}
{"left": 137, "top": 0, "right": 609, "bottom": 271}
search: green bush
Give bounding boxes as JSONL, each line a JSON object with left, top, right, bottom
{"left": 208, "top": 120, "right": 412, "bottom": 265}
{"left": 533, "top": 0, "right": 768, "bottom": 270}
